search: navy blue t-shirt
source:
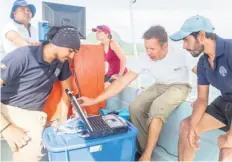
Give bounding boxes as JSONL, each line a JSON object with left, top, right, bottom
{"left": 1, "top": 43, "right": 72, "bottom": 110}
{"left": 197, "top": 36, "right": 232, "bottom": 102}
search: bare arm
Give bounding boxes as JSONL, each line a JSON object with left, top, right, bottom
{"left": 0, "top": 78, "right": 4, "bottom": 86}
{"left": 0, "top": 113, "right": 11, "bottom": 131}
{"left": 80, "top": 71, "right": 138, "bottom": 107}
{"left": 5, "top": 31, "right": 30, "bottom": 47}
{"left": 58, "top": 77, "right": 72, "bottom": 123}
{"left": 110, "top": 41, "right": 127, "bottom": 75}
{"left": 1, "top": 102, "right": 31, "bottom": 152}
{"left": 190, "top": 84, "right": 209, "bottom": 126}
{"left": 94, "top": 71, "right": 138, "bottom": 103}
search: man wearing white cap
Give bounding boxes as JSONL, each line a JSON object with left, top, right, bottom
{"left": 170, "top": 15, "right": 232, "bottom": 161}
{"left": 1, "top": 0, "right": 39, "bottom": 56}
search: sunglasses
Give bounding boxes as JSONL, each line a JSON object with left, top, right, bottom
{"left": 97, "top": 26, "right": 104, "bottom": 29}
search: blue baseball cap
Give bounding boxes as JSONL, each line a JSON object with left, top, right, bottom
{"left": 170, "top": 15, "right": 215, "bottom": 41}
{"left": 10, "top": 0, "right": 36, "bottom": 19}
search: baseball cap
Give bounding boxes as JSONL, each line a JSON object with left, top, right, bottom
{"left": 10, "top": 0, "right": 36, "bottom": 19}
{"left": 92, "top": 25, "right": 111, "bottom": 35}
{"left": 170, "top": 15, "right": 215, "bottom": 41}
{"left": 49, "top": 26, "right": 80, "bottom": 51}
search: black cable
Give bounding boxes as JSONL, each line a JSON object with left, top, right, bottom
{"left": 72, "top": 59, "right": 81, "bottom": 98}
{"left": 156, "top": 144, "right": 178, "bottom": 158}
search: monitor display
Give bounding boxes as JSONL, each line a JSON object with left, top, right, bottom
{"left": 42, "top": 2, "right": 86, "bottom": 39}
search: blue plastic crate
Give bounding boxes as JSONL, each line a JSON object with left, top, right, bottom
{"left": 43, "top": 122, "right": 138, "bottom": 161}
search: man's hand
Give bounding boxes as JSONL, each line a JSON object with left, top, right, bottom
{"left": 77, "top": 97, "right": 96, "bottom": 107}
{"left": 218, "top": 134, "right": 232, "bottom": 149}
{"left": 188, "top": 125, "right": 200, "bottom": 150}
{"left": 2, "top": 124, "right": 31, "bottom": 152}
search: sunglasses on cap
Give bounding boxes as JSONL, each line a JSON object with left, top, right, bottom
{"left": 97, "top": 25, "right": 104, "bottom": 29}
{"left": 96, "top": 25, "right": 110, "bottom": 32}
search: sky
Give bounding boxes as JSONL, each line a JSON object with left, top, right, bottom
{"left": 0, "top": 0, "right": 231, "bottom": 43}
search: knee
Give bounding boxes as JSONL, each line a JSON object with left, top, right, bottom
{"left": 219, "top": 148, "right": 232, "bottom": 162}
{"left": 179, "top": 118, "right": 189, "bottom": 136}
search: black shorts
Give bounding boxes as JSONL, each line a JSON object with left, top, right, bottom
{"left": 104, "top": 75, "right": 115, "bottom": 83}
{"left": 206, "top": 96, "right": 232, "bottom": 132}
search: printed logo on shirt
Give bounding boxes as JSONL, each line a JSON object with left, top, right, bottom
{"left": 219, "top": 66, "right": 227, "bottom": 77}
{"left": 54, "top": 68, "right": 61, "bottom": 77}
{"left": 174, "top": 67, "right": 185, "bottom": 71}
{"left": 140, "top": 68, "right": 150, "bottom": 73}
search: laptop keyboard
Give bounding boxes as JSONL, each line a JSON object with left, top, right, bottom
{"left": 88, "top": 116, "right": 111, "bottom": 132}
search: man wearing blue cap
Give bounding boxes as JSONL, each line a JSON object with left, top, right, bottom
{"left": 170, "top": 15, "right": 232, "bottom": 161}
{"left": 1, "top": 0, "right": 39, "bottom": 56}
{"left": 0, "top": 26, "right": 80, "bottom": 161}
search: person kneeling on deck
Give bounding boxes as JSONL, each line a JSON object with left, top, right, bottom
{"left": 0, "top": 26, "right": 80, "bottom": 162}
{"left": 170, "top": 15, "right": 232, "bottom": 161}
{"left": 78, "top": 25, "right": 197, "bottom": 161}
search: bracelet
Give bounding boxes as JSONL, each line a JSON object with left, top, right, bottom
{"left": 118, "top": 74, "right": 123, "bottom": 77}
{"left": 1, "top": 123, "right": 11, "bottom": 133}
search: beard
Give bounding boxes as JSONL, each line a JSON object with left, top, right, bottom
{"left": 55, "top": 53, "right": 67, "bottom": 63}
{"left": 191, "top": 45, "right": 204, "bottom": 57}
{"left": 187, "top": 40, "right": 205, "bottom": 58}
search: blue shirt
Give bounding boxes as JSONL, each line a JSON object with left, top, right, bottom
{"left": 1, "top": 43, "right": 72, "bottom": 110}
{"left": 197, "top": 36, "right": 232, "bottom": 102}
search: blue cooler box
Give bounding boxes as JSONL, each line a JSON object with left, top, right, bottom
{"left": 43, "top": 122, "right": 138, "bottom": 161}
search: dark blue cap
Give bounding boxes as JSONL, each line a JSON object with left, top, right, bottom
{"left": 10, "top": 0, "right": 36, "bottom": 19}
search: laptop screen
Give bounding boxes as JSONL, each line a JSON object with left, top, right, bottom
{"left": 65, "top": 89, "right": 94, "bottom": 132}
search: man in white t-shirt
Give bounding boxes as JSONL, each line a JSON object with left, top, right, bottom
{"left": 78, "top": 26, "right": 197, "bottom": 161}
{"left": 1, "top": 0, "right": 39, "bottom": 56}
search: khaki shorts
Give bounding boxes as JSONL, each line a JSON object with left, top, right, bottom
{"left": 149, "top": 84, "right": 190, "bottom": 123}
{"left": 1, "top": 103, "right": 47, "bottom": 162}
{"left": 129, "top": 83, "right": 191, "bottom": 151}
{"left": 131, "top": 83, "right": 191, "bottom": 123}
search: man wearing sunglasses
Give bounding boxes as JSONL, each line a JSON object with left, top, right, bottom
{"left": 0, "top": 26, "right": 80, "bottom": 161}
{"left": 1, "top": 0, "right": 40, "bottom": 56}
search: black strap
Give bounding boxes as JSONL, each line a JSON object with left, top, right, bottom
{"left": 72, "top": 59, "right": 82, "bottom": 98}
{"left": 1, "top": 123, "right": 11, "bottom": 133}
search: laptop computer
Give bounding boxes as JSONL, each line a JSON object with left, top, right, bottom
{"left": 65, "top": 89, "right": 129, "bottom": 139}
